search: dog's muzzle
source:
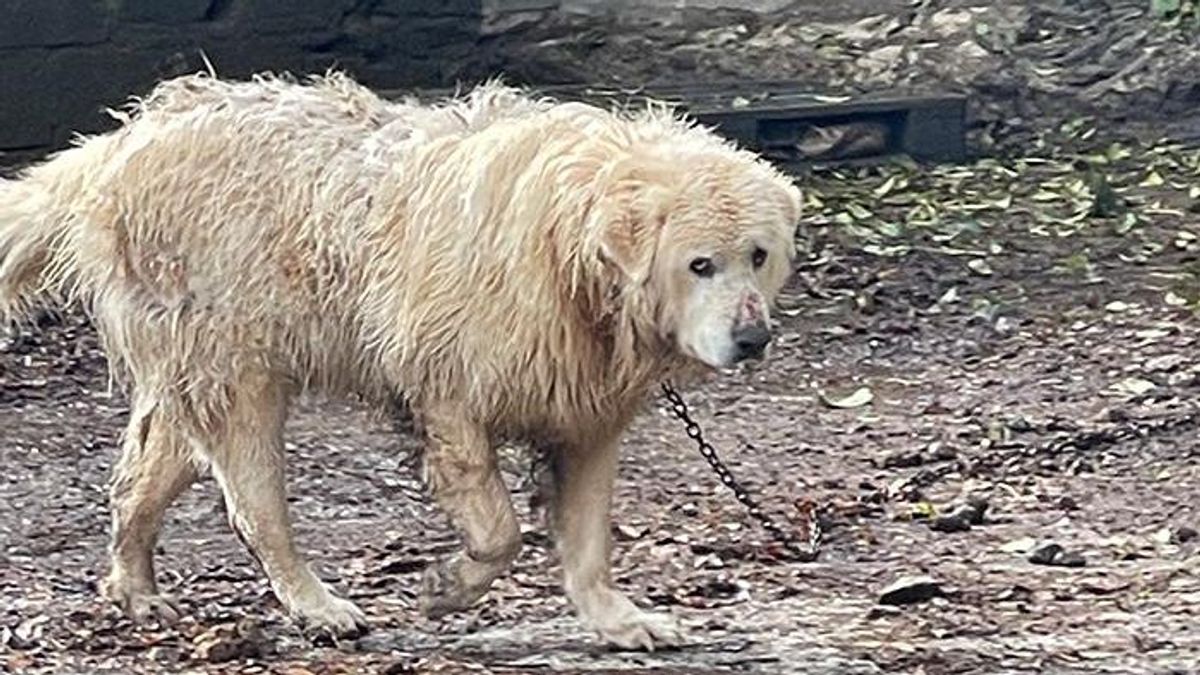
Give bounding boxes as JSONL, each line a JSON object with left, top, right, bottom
{"left": 731, "top": 322, "right": 771, "bottom": 362}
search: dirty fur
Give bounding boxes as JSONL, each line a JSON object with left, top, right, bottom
{"left": 0, "top": 71, "right": 801, "bottom": 648}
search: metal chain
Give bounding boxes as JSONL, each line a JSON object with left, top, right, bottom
{"left": 660, "top": 381, "right": 821, "bottom": 562}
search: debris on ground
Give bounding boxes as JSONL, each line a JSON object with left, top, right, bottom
{"left": 1028, "top": 542, "right": 1088, "bottom": 568}
{"left": 877, "top": 575, "right": 946, "bottom": 606}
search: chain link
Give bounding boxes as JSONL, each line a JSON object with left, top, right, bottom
{"left": 660, "top": 381, "right": 821, "bottom": 562}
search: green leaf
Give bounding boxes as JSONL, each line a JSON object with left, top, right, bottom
{"left": 1106, "top": 143, "right": 1132, "bottom": 162}
{"left": 874, "top": 221, "right": 903, "bottom": 237}
{"left": 912, "top": 502, "right": 938, "bottom": 519}
{"left": 873, "top": 175, "right": 899, "bottom": 198}
{"left": 1115, "top": 212, "right": 1139, "bottom": 234}
{"left": 1152, "top": 0, "right": 1182, "bottom": 16}
{"left": 846, "top": 202, "right": 874, "bottom": 220}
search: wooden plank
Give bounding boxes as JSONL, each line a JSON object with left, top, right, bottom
{"left": 380, "top": 80, "right": 967, "bottom": 164}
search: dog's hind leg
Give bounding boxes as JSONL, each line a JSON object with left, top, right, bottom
{"left": 550, "top": 437, "right": 682, "bottom": 651}
{"left": 103, "top": 392, "right": 199, "bottom": 624}
{"left": 200, "top": 373, "right": 367, "bottom": 635}
{"left": 419, "top": 404, "right": 521, "bottom": 618}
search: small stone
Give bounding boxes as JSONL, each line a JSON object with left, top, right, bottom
{"left": 1029, "top": 543, "right": 1064, "bottom": 565}
{"left": 1055, "top": 495, "right": 1080, "bottom": 511}
{"left": 962, "top": 495, "right": 989, "bottom": 524}
{"left": 1029, "top": 542, "right": 1086, "bottom": 567}
{"left": 1172, "top": 526, "right": 1197, "bottom": 544}
{"left": 929, "top": 510, "right": 972, "bottom": 533}
{"left": 614, "top": 524, "right": 646, "bottom": 542}
{"left": 929, "top": 500, "right": 984, "bottom": 533}
{"left": 927, "top": 442, "right": 957, "bottom": 461}
{"left": 878, "top": 575, "right": 944, "bottom": 605}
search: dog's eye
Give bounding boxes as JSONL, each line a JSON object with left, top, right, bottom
{"left": 689, "top": 257, "right": 715, "bottom": 278}
{"left": 752, "top": 247, "right": 767, "bottom": 268}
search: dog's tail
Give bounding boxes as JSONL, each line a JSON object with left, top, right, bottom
{"left": 0, "top": 164, "right": 78, "bottom": 323}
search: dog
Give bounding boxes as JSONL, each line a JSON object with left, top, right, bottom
{"left": 0, "top": 72, "right": 801, "bottom": 649}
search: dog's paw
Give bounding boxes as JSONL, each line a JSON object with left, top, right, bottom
{"left": 102, "top": 574, "right": 181, "bottom": 625}
{"left": 127, "top": 593, "right": 182, "bottom": 625}
{"left": 291, "top": 592, "right": 368, "bottom": 637}
{"left": 419, "top": 560, "right": 473, "bottom": 619}
{"left": 573, "top": 586, "right": 685, "bottom": 651}
{"left": 592, "top": 608, "right": 684, "bottom": 651}
{"left": 114, "top": 591, "right": 182, "bottom": 625}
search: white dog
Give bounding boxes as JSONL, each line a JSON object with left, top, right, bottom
{"left": 0, "top": 72, "right": 801, "bottom": 649}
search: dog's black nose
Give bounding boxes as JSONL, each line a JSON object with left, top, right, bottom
{"left": 732, "top": 323, "right": 771, "bottom": 361}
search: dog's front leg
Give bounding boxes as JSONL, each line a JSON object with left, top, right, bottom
{"left": 551, "top": 438, "right": 682, "bottom": 650}
{"left": 419, "top": 404, "right": 521, "bottom": 618}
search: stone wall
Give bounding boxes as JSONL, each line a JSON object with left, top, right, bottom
{"left": 0, "top": 0, "right": 489, "bottom": 164}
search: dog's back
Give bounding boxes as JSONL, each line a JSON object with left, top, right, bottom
{"left": 4, "top": 76, "right": 376, "bottom": 399}
{"left": 1, "top": 73, "right": 559, "bottom": 403}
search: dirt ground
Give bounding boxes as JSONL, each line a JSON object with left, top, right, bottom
{"left": 1, "top": 120, "right": 1198, "bottom": 674}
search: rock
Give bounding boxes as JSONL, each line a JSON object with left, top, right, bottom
{"left": 929, "top": 497, "right": 987, "bottom": 533}
{"left": 929, "top": 509, "right": 972, "bottom": 533}
{"left": 1055, "top": 495, "right": 1080, "bottom": 511}
{"left": 1028, "top": 542, "right": 1063, "bottom": 565}
{"left": 963, "top": 494, "right": 990, "bottom": 523}
{"left": 1029, "top": 542, "right": 1087, "bottom": 567}
{"left": 878, "top": 575, "right": 944, "bottom": 605}
{"left": 1173, "top": 526, "right": 1198, "bottom": 544}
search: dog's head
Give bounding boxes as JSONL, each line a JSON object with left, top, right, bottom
{"left": 595, "top": 149, "right": 801, "bottom": 369}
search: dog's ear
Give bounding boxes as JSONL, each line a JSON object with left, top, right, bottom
{"left": 779, "top": 180, "right": 803, "bottom": 261}
{"left": 595, "top": 158, "right": 678, "bottom": 283}
{"left": 781, "top": 181, "right": 803, "bottom": 227}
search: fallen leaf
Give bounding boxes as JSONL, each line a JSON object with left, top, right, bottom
{"left": 1104, "top": 301, "right": 1131, "bottom": 312}
{"left": 1111, "top": 377, "right": 1156, "bottom": 396}
{"left": 820, "top": 386, "right": 874, "bottom": 409}
{"left": 967, "top": 259, "right": 994, "bottom": 276}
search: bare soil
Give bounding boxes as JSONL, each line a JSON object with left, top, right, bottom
{"left": 3, "top": 152, "right": 1200, "bottom": 673}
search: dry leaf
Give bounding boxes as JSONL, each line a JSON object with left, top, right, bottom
{"left": 821, "top": 386, "right": 874, "bottom": 408}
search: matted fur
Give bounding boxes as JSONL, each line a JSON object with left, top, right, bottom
{"left": 0, "top": 72, "right": 801, "bottom": 648}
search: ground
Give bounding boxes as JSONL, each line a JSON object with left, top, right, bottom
{"left": 2, "top": 132, "right": 1200, "bottom": 674}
